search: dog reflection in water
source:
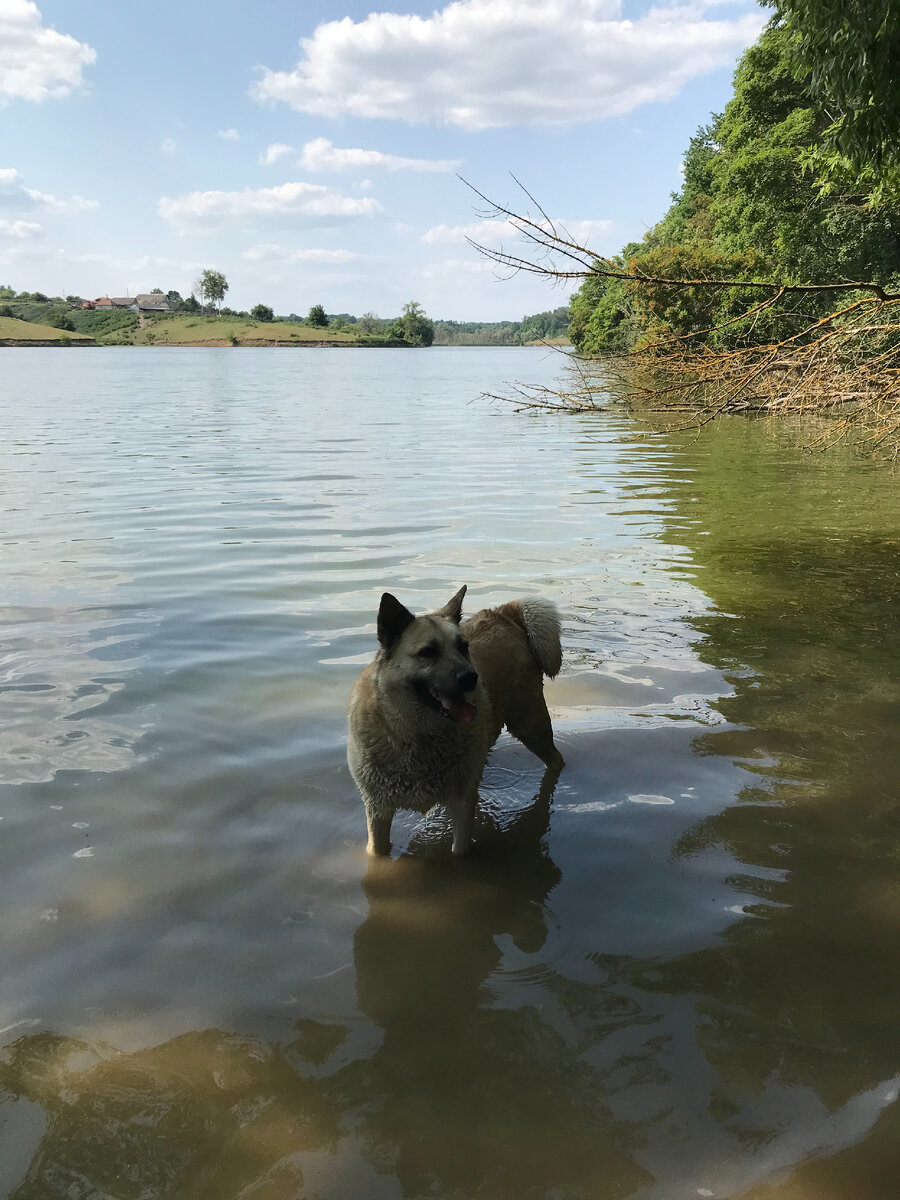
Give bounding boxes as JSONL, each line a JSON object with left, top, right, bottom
{"left": 348, "top": 585, "right": 565, "bottom": 856}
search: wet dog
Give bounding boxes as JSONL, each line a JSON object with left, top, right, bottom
{"left": 347, "top": 585, "right": 564, "bottom": 855}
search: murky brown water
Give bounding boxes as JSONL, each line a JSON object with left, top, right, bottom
{"left": 1, "top": 347, "right": 898, "bottom": 1199}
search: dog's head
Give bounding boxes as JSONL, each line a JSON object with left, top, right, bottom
{"left": 374, "top": 585, "right": 479, "bottom": 724}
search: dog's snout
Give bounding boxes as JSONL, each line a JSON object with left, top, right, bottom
{"left": 457, "top": 668, "right": 478, "bottom": 692}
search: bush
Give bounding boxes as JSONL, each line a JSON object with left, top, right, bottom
{"left": 46, "top": 307, "right": 75, "bottom": 331}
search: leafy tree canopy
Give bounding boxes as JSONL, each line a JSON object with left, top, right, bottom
{"left": 251, "top": 303, "right": 274, "bottom": 322}
{"left": 195, "top": 269, "right": 228, "bottom": 311}
{"left": 775, "top": 0, "right": 900, "bottom": 170}
{"left": 569, "top": 19, "right": 900, "bottom": 354}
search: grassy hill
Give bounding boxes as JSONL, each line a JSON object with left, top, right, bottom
{"left": 0, "top": 316, "right": 94, "bottom": 344}
{"left": 134, "top": 315, "right": 369, "bottom": 346}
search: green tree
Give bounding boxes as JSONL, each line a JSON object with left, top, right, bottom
{"left": 357, "top": 312, "right": 379, "bottom": 335}
{"left": 568, "top": 21, "right": 900, "bottom": 352}
{"left": 166, "top": 290, "right": 183, "bottom": 310}
{"left": 195, "top": 269, "right": 228, "bottom": 312}
{"left": 251, "top": 303, "right": 274, "bottom": 322}
{"left": 775, "top": 0, "right": 900, "bottom": 171}
{"left": 182, "top": 294, "right": 200, "bottom": 314}
{"left": 395, "top": 300, "right": 435, "bottom": 346}
{"left": 46, "top": 307, "right": 75, "bottom": 331}
{"left": 308, "top": 304, "right": 328, "bottom": 328}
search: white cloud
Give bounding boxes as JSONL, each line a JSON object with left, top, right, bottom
{"left": 421, "top": 256, "right": 496, "bottom": 281}
{"left": 0, "top": 0, "right": 96, "bottom": 104}
{"left": 158, "top": 181, "right": 383, "bottom": 230}
{"left": 160, "top": 137, "right": 177, "bottom": 155}
{"left": 23, "top": 186, "right": 97, "bottom": 211}
{"left": 251, "top": 0, "right": 764, "bottom": 130}
{"left": 422, "top": 216, "right": 613, "bottom": 246}
{"left": 298, "top": 137, "right": 461, "bottom": 174}
{"left": 260, "top": 142, "right": 295, "bottom": 166}
{"left": 0, "top": 166, "right": 98, "bottom": 211}
{"left": 218, "top": 128, "right": 240, "bottom": 141}
{"left": 0, "top": 217, "right": 42, "bottom": 238}
{"left": 243, "top": 243, "right": 358, "bottom": 264}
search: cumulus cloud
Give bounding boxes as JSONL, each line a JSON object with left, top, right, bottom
{"left": 260, "top": 142, "right": 295, "bottom": 166}
{"left": 0, "top": 217, "right": 43, "bottom": 237}
{"left": 298, "top": 137, "right": 461, "bottom": 173}
{"left": 242, "top": 243, "right": 358, "bottom": 264}
{"left": 0, "top": 0, "right": 96, "bottom": 104}
{"left": 422, "top": 216, "right": 613, "bottom": 246}
{"left": 0, "top": 166, "right": 98, "bottom": 211}
{"left": 218, "top": 128, "right": 240, "bottom": 141}
{"left": 158, "top": 181, "right": 383, "bottom": 230}
{"left": 250, "top": 0, "right": 764, "bottom": 129}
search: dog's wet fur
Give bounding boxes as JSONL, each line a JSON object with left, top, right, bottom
{"left": 348, "top": 585, "right": 565, "bottom": 855}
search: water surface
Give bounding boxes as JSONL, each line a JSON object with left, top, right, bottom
{"left": 1, "top": 348, "right": 898, "bottom": 1199}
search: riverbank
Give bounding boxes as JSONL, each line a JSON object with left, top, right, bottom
{"left": 0, "top": 316, "right": 95, "bottom": 345}
{"left": 0, "top": 313, "right": 415, "bottom": 348}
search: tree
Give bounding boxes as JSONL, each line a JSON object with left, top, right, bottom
{"left": 357, "top": 312, "right": 379, "bottom": 335}
{"left": 166, "top": 290, "right": 183, "bottom": 310}
{"left": 195, "top": 269, "right": 228, "bottom": 312}
{"left": 308, "top": 304, "right": 328, "bottom": 327}
{"left": 395, "top": 300, "right": 435, "bottom": 346}
{"left": 775, "top": 0, "right": 900, "bottom": 171}
{"left": 150, "top": 287, "right": 164, "bottom": 295}
{"left": 46, "top": 307, "right": 75, "bottom": 331}
{"left": 251, "top": 303, "right": 274, "bottom": 322}
{"left": 182, "top": 294, "right": 200, "bottom": 314}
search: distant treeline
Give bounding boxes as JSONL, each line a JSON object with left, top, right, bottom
{"left": 432, "top": 306, "right": 570, "bottom": 346}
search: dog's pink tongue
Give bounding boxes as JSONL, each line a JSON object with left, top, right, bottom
{"left": 440, "top": 694, "right": 476, "bottom": 724}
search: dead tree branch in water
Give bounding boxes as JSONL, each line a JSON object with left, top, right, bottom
{"left": 466, "top": 178, "right": 900, "bottom": 456}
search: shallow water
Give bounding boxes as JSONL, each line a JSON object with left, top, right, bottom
{"left": 0, "top": 347, "right": 898, "bottom": 1199}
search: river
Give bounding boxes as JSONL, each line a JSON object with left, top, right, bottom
{"left": 1, "top": 347, "right": 898, "bottom": 1199}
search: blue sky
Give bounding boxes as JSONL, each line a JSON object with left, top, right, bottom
{"left": 1, "top": 0, "right": 766, "bottom": 320}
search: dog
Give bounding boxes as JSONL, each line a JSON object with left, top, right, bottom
{"left": 347, "top": 585, "right": 564, "bottom": 856}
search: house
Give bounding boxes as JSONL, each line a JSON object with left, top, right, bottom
{"left": 91, "top": 295, "right": 171, "bottom": 314}
{"left": 133, "top": 294, "right": 170, "bottom": 313}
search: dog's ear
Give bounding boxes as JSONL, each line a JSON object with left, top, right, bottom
{"left": 377, "top": 592, "right": 415, "bottom": 650}
{"left": 438, "top": 584, "right": 467, "bottom": 625}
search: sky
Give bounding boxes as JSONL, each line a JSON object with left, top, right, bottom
{"left": 0, "top": 0, "right": 767, "bottom": 321}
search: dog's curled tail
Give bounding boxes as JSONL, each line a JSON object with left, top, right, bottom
{"left": 514, "top": 596, "right": 563, "bottom": 678}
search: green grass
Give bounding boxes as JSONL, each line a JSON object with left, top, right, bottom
{"left": 0, "top": 316, "right": 94, "bottom": 343}
{"left": 133, "top": 315, "right": 360, "bottom": 345}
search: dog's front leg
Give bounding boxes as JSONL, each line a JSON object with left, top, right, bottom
{"left": 448, "top": 791, "right": 477, "bottom": 856}
{"left": 365, "top": 805, "right": 393, "bottom": 857}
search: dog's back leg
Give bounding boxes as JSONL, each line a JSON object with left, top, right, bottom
{"left": 506, "top": 689, "right": 565, "bottom": 773}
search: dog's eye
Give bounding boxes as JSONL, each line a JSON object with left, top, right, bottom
{"left": 417, "top": 644, "right": 439, "bottom": 659}
{"left": 457, "top": 639, "right": 469, "bottom": 655}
